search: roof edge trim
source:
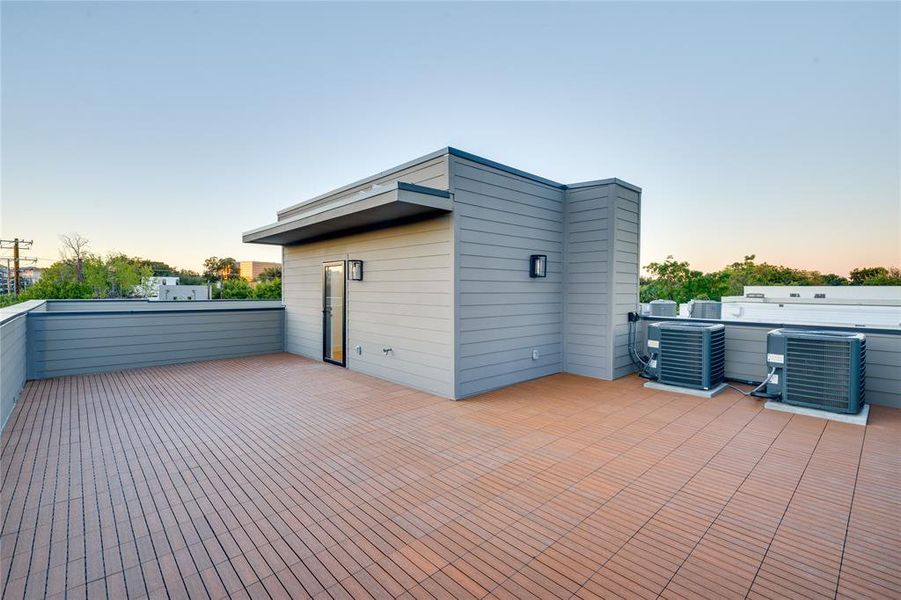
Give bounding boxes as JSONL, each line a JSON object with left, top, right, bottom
{"left": 446, "top": 147, "right": 564, "bottom": 189}
{"left": 276, "top": 148, "right": 451, "bottom": 217}
{"left": 566, "top": 178, "right": 642, "bottom": 193}
{"left": 273, "top": 146, "right": 641, "bottom": 218}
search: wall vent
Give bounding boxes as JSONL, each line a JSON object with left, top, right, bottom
{"left": 646, "top": 322, "right": 725, "bottom": 390}
{"left": 766, "top": 329, "right": 866, "bottom": 414}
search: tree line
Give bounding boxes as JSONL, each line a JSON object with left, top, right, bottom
{"left": 640, "top": 255, "right": 901, "bottom": 303}
{"left": 201, "top": 256, "right": 281, "bottom": 300}
{"left": 0, "top": 234, "right": 281, "bottom": 307}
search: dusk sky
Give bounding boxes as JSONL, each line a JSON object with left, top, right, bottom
{"left": 2, "top": 2, "right": 898, "bottom": 275}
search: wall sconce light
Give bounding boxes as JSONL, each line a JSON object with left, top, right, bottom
{"left": 529, "top": 255, "right": 547, "bottom": 278}
{"left": 348, "top": 260, "right": 364, "bottom": 281}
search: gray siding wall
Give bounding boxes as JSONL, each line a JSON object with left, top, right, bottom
{"left": 275, "top": 152, "right": 642, "bottom": 399}
{"left": 563, "top": 182, "right": 641, "bottom": 379}
{"left": 1, "top": 314, "right": 28, "bottom": 431}
{"left": 451, "top": 156, "right": 566, "bottom": 398}
{"left": 639, "top": 319, "right": 901, "bottom": 408}
{"left": 42, "top": 299, "right": 262, "bottom": 312}
{"left": 282, "top": 215, "right": 454, "bottom": 398}
{"left": 563, "top": 184, "right": 612, "bottom": 379}
{"left": 0, "top": 300, "right": 46, "bottom": 431}
{"left": 28, "top": 307, "right": 284, "bottom": 379}
{"left": 610, "top": 185, "right": 642, "bottom": 378}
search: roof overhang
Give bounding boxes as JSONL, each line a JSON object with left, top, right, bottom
{"left": 243, "top": 182, "right": 452, "bottom": 246}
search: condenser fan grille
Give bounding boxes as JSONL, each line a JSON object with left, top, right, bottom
{"left": 782, "top": 334, "right": 865, "bottom": 413}
{"left": 655, "top": 324, "right": 725, "bottom": 390}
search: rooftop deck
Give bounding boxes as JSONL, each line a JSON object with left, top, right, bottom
{"left": 1, "top": 353, "right": 898, "bottom": 599}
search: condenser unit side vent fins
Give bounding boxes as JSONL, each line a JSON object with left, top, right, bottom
{"left": 648, "top": 322, "right": 726, "bottom": 390}
{"left": 767, "top": 329, "right": 866, "bottom": 414}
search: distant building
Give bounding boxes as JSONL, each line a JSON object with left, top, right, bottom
{"left": 738, "top": 285, "right": 901, "bottom": 302}
{"left": 713, "top": 285, "right": 901, "bottom": 328}
{"left": 155, "top": 285, "right": 210, "bottom": 301}
{"left": 136, "top": 276, "right": 180, "bottom": 298}
{"left": 239, "top": 261, "right": 280, "bottom": 282}
{"left": 1, "top": 265, "right": 42, "bottom": 294}
{"left": 19, "top": 266, "right": 42, "bottom": 285}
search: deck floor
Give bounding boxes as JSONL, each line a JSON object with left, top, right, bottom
{"left": 1, "top": 353, "right": 899, "bottom": 599}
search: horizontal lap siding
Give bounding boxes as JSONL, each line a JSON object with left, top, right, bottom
{"left": 1, "top": 315, "right": 27, "bottom": 430}
{"left": 27, "top": 310, "right": 284, "bottom": 379}
{"left": 723, "top": 325, "right": 770, "bottom": 382}
{"left": 611, "top": 185, "right": 642, "bottom": 378}
{"left": 564, "top": 184, "right": 613, "bottom": 379}
{"left": 282, "top": 216, "right": 454, "bottom": 398}
{"left": 452, "top": 157, "right": 565, "bottom": 398}
{"left": 865, "top": 333, "right": 901, "bottom": 406}
{"left": 44, "top": 300, "right": 280, "bottom": 312}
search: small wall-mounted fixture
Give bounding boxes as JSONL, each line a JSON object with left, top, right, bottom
{"left": 348, "top": 260, "right": 364, "bottom": 281}
{"left": 529, "top": 255, "right": 547, "bottom": 278}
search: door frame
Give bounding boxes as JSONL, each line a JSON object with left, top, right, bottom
{"left": 321, "top": 260, "right": 347, "bottom": 367}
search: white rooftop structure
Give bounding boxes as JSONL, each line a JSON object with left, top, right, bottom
{"left": 738, "top": 285, "right": 900, "bottom": 304}
{"left": 718, "top": 285, "right": 901, "bottom": 328}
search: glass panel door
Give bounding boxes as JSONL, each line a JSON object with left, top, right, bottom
{"left": 322, "top": 261, "right": 345, "bottom": 365}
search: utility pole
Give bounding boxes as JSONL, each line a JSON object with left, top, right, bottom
{"left": 14, "top": 239, "right": 20, "bottom": 295}
{"left": 0, "top": 238, "right": 34, "bottom": 295}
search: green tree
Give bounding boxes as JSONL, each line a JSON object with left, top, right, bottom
{"left": 202, "top": 256, "right": 239, "bottom": 281}
{"left": 106, "top": 254, "right": 153, "bottom": 297}
{"left": 219, "top": 278, "right": 253, "bottom": 299}
{"left": 140, "top": 259, "right": 178, "bottom": 277}
{"left": 720, "top": 255, "right": 825, "bottom": 296}
{"left": 822, "top": 273, "right": 850, "bottom": 286}
{"left": 59, "top": 232, "right": 90, "bottom": 282}
{"left": 639, "top": 255, "right": 899, "bottom": 303}
{"left": 640, "top": 257, "right": 729, "bottom": 303}
{"left": 203, "top": 256, "right": 222, "bottom": 281}
{"left": 855, "top": 266, "right": 901, "bottom": 285}
{"left": 175, "top": 269, "right": 206, "bottom": 286}
{"left": 256, "top": 266, "right": 282, "bottom": 282}
{"left": 253, "top": 278, "right": 282, "bottom": 300}
{"left": 15, "top": 277, "right": 92, "bottom": 302}
{"left": 849, "top": 266, "right": 901, "bottom": 285}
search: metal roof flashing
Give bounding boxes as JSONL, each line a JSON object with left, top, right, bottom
{"left": 270, "top": 147, "right": 641, "bottom": 220}
{"left": 276, "top": 148, "right": 452, "bottom": 219}
{"left": 243, "top": 182, "right": 453, "bottom": 245}
{"left": 566, "top": 178, "right": 642, "bottom": 193}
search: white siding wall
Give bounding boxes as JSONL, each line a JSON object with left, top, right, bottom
{"left": 282, "top": 215, "right": 454, "bottom": 397}
{"left": 451, "top": 156, "right": 566, "bottom": 398}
